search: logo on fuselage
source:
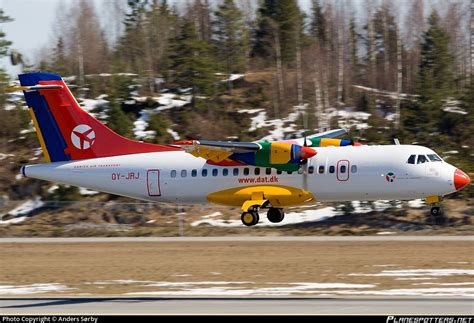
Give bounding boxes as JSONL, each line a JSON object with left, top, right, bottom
{"left": 71, "top": 124, "right": 95, "bottom": 150}
{"left": 386, "top": 172, "right": 396, "bottom": 182}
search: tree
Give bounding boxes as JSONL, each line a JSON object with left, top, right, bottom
{"left": 169, "top": 19, "right": 216, "bottom": 97}
{"left": 50, "top": 37, "right": 68, "bottom": 75}
{"left": 213, "top": 0, "right": 248, "bottom": 75}
{"left": 106, "top": 100, "right": 134, "bottom": 138}
{"left": 310, "top": 0, "right": 326, "bottom": 45}
{"left": 252, "top": 0, "right": 303, "bottom": 64}
{"left": 416, "top": 11, "right": 455, "bottom": 131}
{"left": 0, "top": 9, "right": 12, "bottom": 57}
{"left": 0, "top": 9, "right": 12, "bottom": 107}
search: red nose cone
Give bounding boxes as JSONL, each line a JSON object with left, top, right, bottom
{"left": 301, "top": 146, "right": 317, "bottom": 159}
{"left": 454, "top": 169, "right": 470, "bottom": 191}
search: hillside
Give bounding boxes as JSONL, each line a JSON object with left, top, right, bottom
{"left": 0, "top": 71, "right": 472, "bottom": 236}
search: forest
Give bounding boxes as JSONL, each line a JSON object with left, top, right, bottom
{"left": 0, "top": 0, "right": 472, "bottom": 201}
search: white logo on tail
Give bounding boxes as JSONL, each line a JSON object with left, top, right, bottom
{"left": 71, "top": 124, "right": 95, "bottom": 150}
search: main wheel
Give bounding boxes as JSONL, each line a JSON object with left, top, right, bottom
{"left": 430, "top": 206, "right": 441, "bottom": 217}
{"left": 241, "top": 212, "right": 259, "bottom": 226}
{"left": 267, "top": 208, "right": 285, "bottom": 223}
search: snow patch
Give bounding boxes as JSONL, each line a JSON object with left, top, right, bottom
{"left": 79, "top": 187, "right": 99, "bottom": 196}
{"left": 0, "top": 153, "right": 15, "bottom": 161}
{"left": 0, "top": 283, "right": 73, "bottom": 295}
{"left": 329, "top": 287, "right": 474, "bottom": 297}
{"left": 238, "top": 108, "right": 264, "bottom": 114}
{"left": 154, "top": 93, "right": 191, "bottom": 111}
{"left": 0, "top": 198, "right": 44, "bottom": 224}
{"left": 413, "top": 282, "right": 474, "bottom": 286}
{"left": 407, "top": 199, "right": 425, "bottom": 208}
{"left": 125, "top": 282, "right": 375, "bottom": 296}
{"left": 350, "top": 269, "right": 474, "bottom": 277}
{"left": 191, "top": 207, "right": 335, "bottom": 227}
{"left": 166, "top": 128, "right": 180, "bottom": 140}
{"left": 7, "top": 198, "right": 44, "bottom": 217}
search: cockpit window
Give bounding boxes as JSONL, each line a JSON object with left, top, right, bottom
{"left": 407, "top": 155, "right": 416, "bottom": 164}
{"left": 427, "top": 154, "right": 442, "bottom": 162}
{"left": 417, "top": 155, "right": 429, "bottom": 164}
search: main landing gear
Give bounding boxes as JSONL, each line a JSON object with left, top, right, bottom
{"left": 241, "top": 206, "right": 285, "bottom": 226}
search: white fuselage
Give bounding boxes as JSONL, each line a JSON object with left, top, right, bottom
{"left": 23, "top": 145, "right": 458, "bottom": 204}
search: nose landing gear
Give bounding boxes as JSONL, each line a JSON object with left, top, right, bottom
{"left": 430, "top": 206, "right": 442, "bottom": 217}
{"left": 426, "top": 196, "right": 443, "bottom": 217}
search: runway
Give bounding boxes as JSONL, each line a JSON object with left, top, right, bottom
{"left": 1, "top": 236, "right": 472, "bottom": 314}
{"left": 1, "top": 297, "right": 473, "bottom": 314}
{"left": 0, "top": 236, "right": 472, "bottom": 243}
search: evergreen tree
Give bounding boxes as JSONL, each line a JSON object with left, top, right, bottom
{"left": 310, "top": 0, "right": 326, "bottom": 45}
{"left": 106, "top": 99, "right": 134, "bottom": 138}
{"left": 253, "top": 0, "right": 303, "bottom": 64}
{"left": 169, "top": 19, "right": 216, "bottom": 97}
{"left": 213, "top": 0, "right": 248, "bottom": 74}
{"left": 416, "top": 11, "right": 454, "bottom": 131}
{"left": 50, "top": 37, "right": 68, "bottom": 75}
{"left": 0, "top": 10, "right": 12, "bottom": 106}
{"left": 0, "top": 9, "right": 12, "bottom": 57}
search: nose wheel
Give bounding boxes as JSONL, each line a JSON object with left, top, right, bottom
{"left": 430, "top": 206, "right": 442, "bottom": 217}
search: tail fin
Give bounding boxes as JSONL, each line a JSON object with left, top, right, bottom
{"left": 19, "top": 72, "right": 179, "bottom": 162}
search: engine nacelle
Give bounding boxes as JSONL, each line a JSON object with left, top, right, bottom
{"left": 230, "top": 142, "right": 316, "bottom": 172}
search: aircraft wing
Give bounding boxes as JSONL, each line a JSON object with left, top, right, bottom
{"left": 170, "top": 140, "right": 261, "bottom": 163}
{"left": 281, "top": 128, "right": 347, "bottom": 146}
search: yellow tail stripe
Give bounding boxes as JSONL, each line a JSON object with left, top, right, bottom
{"left": 28, "top": 108, "right": 51, "bottom": 163}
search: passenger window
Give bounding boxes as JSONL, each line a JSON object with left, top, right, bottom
{"left": 171, "top": 170, "right": 177, "bottom": 178}
{"left": 277, "top": 170, "right": 282, "bottom": 175}
{"left": 191, "top": 169, "right": 197, "bottom": 177}
{"left": 181, "top": 170, "right": 187, "bottom": 177}
{"left": 254, "top": 168, "right": 260, "bottom": 175}
{"left": 329, "top": 166, "right": 335, "bottom": 174}
{"left": 351, "top": 165, "right": 357, "bottom": 173}
{"left": 233, "top": 168, "right": 239, "bottom": 176}
{"left": 212, "top": 169, "right": 218, "bottom": 176}
{"left": 308, "top": 166, "right": 314, "bottom": 174}
{"left": 318, "top": 166, "right": 325, "bottom": 174}
{"left": 417, "top": 155, "right": 428, "bottom": 164}
{"left": 244, "top": 168, "right": 250, "bottom": 176}
{"left": 202, "top": 169, "right": 208, "bottom": 177}
{"left": 407, "top": 155, "right": 416, "bottom": 164}
{"left": 266, "top": 168, "right": 272, "bottom": 175}
{"left": 340, "top": 165, "right": 346, "bottom": 173}
{"left": 427, "top": 154, "right": 442, "bottom": 162}
{"left": 223, "top": 169, "right": 229, "bottom": 176}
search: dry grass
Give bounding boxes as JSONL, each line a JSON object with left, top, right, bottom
{"left": 0, "top": 241, "right": 472, "bottom": 296}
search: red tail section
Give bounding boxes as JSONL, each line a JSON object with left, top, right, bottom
{"left": 31, "top": 77, "right": 180, "bottom": 161}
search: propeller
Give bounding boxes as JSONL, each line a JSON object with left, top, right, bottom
{"left": 300, "top": 131, "right": 310, "bottom": 191}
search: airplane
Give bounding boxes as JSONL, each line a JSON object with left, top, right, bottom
{"left": 16, "top": 72, "right": 470, "bottom": 226}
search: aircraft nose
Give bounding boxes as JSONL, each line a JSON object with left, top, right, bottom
{"left": 301, "top": 146, "right": 317, "bottom": 159}
{"left": 454, "top": 169, "right": 470, "bottom": 191}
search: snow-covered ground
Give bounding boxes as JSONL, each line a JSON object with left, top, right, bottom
{"left": 191, "top": 207, "right": 336, "bottom": 227}
{"left": 0, "top": 283, "right": 73, "bottom": 295}
{"left": 191, "top": 199, "right": 424, "bottom": 228}
{"left": 0, "top": 197, "right": 44, "bottom": 224}
{"left": 349, "top": 269, "right": 474, "bottom": 277}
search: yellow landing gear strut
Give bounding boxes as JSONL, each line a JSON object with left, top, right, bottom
{"left": 426, "top": 195, "right": 442, "bottom": 217}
